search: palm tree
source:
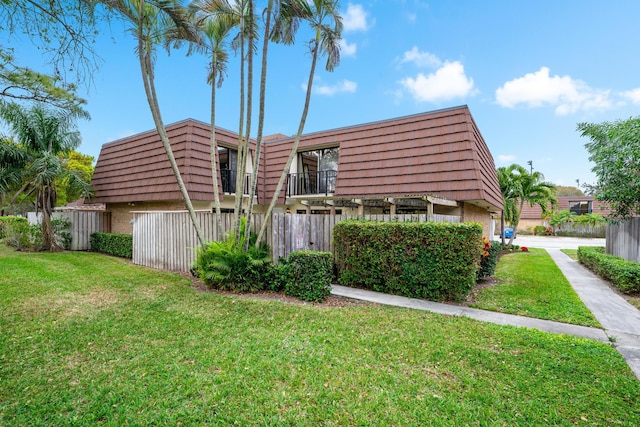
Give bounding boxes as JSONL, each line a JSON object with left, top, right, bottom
{"left": 191, "top": 0, "right": 238, "bottom": 238}
{"left": 499, "top": 163, "right": 556, "bottom": 246}
{"left": 97, "top": 0, "right": 206, "bottom": 246}
{"left": 0, "top": 103, "right": 92, "bottom": 251}
{"left": 256, "top": 0, "right": 342, "bottom": 245}
{"left": 497, "top": 165, "right": 518, "bottom": 245}
{"left": 242, "top": 0, "right": 309, "bottom": 250}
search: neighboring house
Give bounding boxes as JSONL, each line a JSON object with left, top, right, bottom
{"left": 91, "top": 105, "right": 503, "bottom": 237}
{"left": 517, "top": 196, "right": 611, "bottom": 230}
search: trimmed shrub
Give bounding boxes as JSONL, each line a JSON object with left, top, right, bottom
{"left": 477, "top": 239, "right": 501, "bottom": 280}
{"left": 334, "top": 220, "right": 483, "bottom": 302}
{"left": 283, "top": 251, "right": 333, "bottom": 302}
{"left": 578, "top": 246, "right": 640, "bottom": 294}
{"left": 90, "top": 232, "right": 133, "bottom": 258}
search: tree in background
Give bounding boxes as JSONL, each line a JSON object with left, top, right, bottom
{"left": 497, "top": 163, "right": 557, "bottom": 246}
{"left": 555, "top": 185, "right": 584, "bottom": 197}
{"left": 0, "top": 103, "right": 92, "bottom": 251}
{"left": 56, "top": 151, "right": 95, "bottom": 206}
{"left": 578, "top": 117, "right": 640, "bottom": 220}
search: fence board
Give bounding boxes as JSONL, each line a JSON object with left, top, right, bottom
{"left": 131, "top": 211, "right": 460, "bottom": 273}
{"left": 607, "top": 219, "right": 640, "bottom": 262}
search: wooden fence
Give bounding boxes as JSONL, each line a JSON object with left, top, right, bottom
{"left": 132, "top": 211, "right": 459, "bottom": 272}
{"left": 132, "top": 211, "right": 269, "bottom": 272}
{"left": 27, "top": 211, "right": 111, "bottom": 250}
{"left": 607, "top": 219, "right": 640, "bottom": 262}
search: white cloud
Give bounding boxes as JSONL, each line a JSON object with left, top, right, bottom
{"left": 400, "top": 46, "right": 441, "bottom": 68}
{"left": 620, "top": 88, "right": 640, "bottom": 104}
{"left": 308, "top": 80, "right": 358, "bottom": 96}
{"left": 498, "top": 154, "right": 517, "bottom": 163}
{"left": 343, "top": 3, "right": 372, "bottom": 32}
{"left": 496, "top": 67, "right": 613, "bottom": 115}
{"left": 339, "top": 39, "right": 357, "bottom": 57}
{"left": 399, "top": 61, "right": 475, "bottom": 102}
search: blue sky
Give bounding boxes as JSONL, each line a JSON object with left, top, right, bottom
{"left": 7, "top": 0, "right": 640, "bottom": 188}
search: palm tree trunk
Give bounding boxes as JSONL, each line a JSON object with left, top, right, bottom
{"left": 136, "top": 21, "right": 205, "bottom": 247}
{"left": 41, "top": 185, "right": 61, "bottom": 252}
{"left": 256, "top": 38, "right": 319, "bottom": 245}
{"left": 243, "top": 0, "right": 271, "bottom": 251}
{"left": 232, "top": 1, "right": 247, "bottom": 242}
{"left": 210, "top": 53, "right": 223, "bottom": 239}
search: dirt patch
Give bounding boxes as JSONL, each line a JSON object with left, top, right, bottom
{"left": 19, "top": 289, "right": 122, "bottom": 318}
{"left": 188, "top": 276, "right": 374, "bottom": 308}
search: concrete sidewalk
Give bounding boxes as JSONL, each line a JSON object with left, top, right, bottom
{"left": 547, "top": 249, "right": 640, "bottom": 379}
{"left": 331, "top": 285, "right": 609, "bottom": 342}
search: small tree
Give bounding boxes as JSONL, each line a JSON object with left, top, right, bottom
{"left": 0, "top": 103, "right": 92, "bottom": 251}
{"left": 578, "top": 116, "right": 640, "bottom": 220}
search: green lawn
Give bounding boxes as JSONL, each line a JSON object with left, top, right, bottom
{"left": 470, "top": 248, "right": 600, "bottom": 327}
{"left": 561, "top": 249, "right": 578, "bottom": 260}
{"left": 1, "top": 245, "right": 639, "bottom": 425}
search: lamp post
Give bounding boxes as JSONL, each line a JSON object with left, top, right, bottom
{"left": 527, "top": 160, "right": 533, "bottom": 174}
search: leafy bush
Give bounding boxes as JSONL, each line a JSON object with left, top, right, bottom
{"left": 477, "top": 239, "right": 501, "bottom": 280}
{"left": 52, "top": 217, "right": 72, "bottom": 250}
{"left": 282, "top": 251, "right": 333, "bottom": 302}
{"left": 533, "top": 225, "right": 547, "bottom": 236}
{"left": 334, "top": 220, "right": 482, "bottom": 302}
{"left": 90, "top": 232, "right": 133, "bottom": 258}
{"left": 578, "top": 246, "right": 640, "bottom": 294}
{"left": 3, "top": 219, "right": 42, "bottom": 251}
{"left": 0, "top": 216, "right": 28, "bottom": 240}
{"left": 193, "top": 219, "right": 271, "bottom": 293}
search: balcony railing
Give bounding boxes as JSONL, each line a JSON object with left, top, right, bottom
{"left": 221, "top": 169, "right": 251, "bottom": 195}
{"left": 287, "top": 170, "right": 337, "bottom": 197}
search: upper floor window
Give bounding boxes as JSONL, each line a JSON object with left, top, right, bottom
{"left": 569, "top": 200, "right": 592, "bottom": 215}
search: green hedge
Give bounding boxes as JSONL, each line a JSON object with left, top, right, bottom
{"left": 90, "top": 232, "right": 133, "bottom": 259}
{"left": 334, "top": 220, "right": 483, "bottom": 302}
{"left": 578, "top": 246, "right": 640, "bottom": 294}
{"left": 0, "top": 216, "right": 28, "bottom": 239}
{"left": 283, "top": 251, "right": 333, "bottom": 302}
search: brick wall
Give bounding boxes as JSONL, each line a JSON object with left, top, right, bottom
{"left": 461, "top": 202, "right": 492, "bottom": 239}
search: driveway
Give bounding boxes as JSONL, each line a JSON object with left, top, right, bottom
{"left": 493, "top": 234, "right": 605, "bottom": 250}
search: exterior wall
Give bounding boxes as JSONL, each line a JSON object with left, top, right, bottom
{"left": 109, "top": 201, "right": 187, "bottom": 234}
{"left": 461, "top": 202, "right": 492, "bottom": 238}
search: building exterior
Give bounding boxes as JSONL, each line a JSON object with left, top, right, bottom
{"left": 517, "top": 196, "right": 610, "bottom": 231}
{"left": 91, "top": 105, "right": 503, "bottom": 237}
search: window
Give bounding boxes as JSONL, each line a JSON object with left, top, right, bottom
{"left": 289, "top": 147, "right": 339, "bottom": 196}
{"left": 569, "top": 201, "right": 592, "bottom": 215}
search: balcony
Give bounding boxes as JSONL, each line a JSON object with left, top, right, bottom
{"left": 287, "top": 170, "right": 337, "bottom": 197}
{"left": 221, "top": 169, "right": 251, "bottom": 194}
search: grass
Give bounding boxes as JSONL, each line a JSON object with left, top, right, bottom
{"left": 1, "top": 246, "right": 639, "bottom": 425}
{"left": 561, "top": 249, "right": 578, "bottom": 260}
{"left": 470, "top": 248, "right": 600, "bottom": 327}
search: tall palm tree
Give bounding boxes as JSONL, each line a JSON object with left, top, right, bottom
{"left": 97, "top": 0, "right": 206, "bottom": 246}
{"left": 0, "top": 103, "right": 92, "bottom": 251}
{"left": 191, "top": 0, "right": 238, "bottom": 238}
{"left": 256, "top": 0, "right": 342, "bottom": 245}
{"left": 499, "top": 163, "right": 557, "bottom": 246}
{"left": 242, "top": 0, "right": 309, "bottom": 250}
